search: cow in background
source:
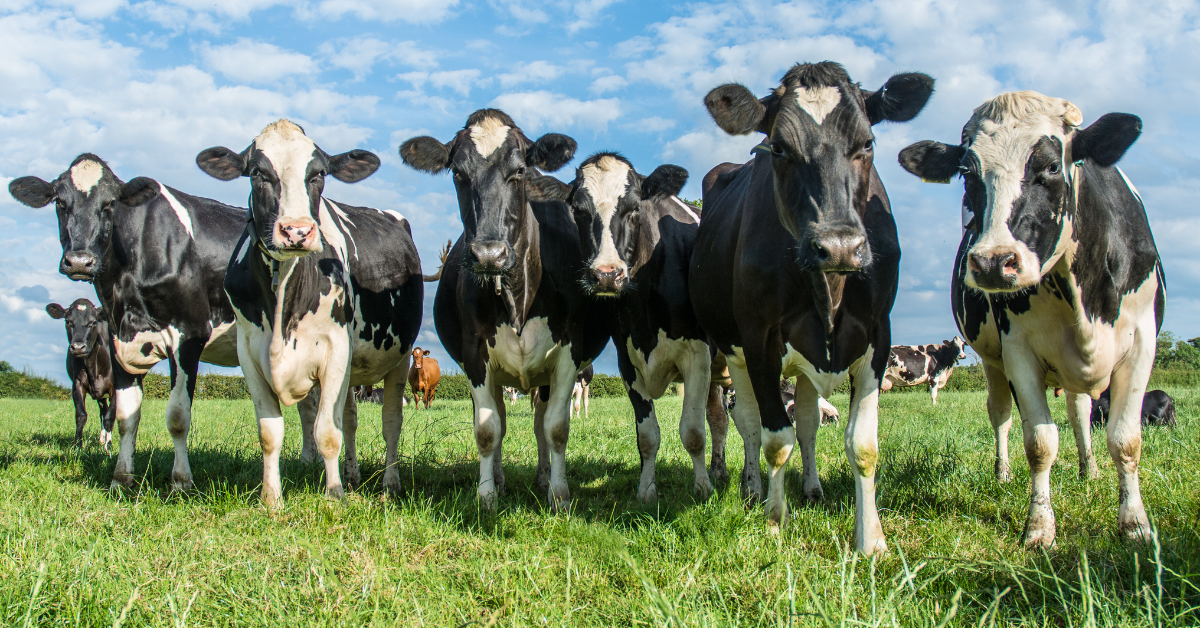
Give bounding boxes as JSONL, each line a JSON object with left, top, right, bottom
{"left": 881, "top": 337, "right": 967, "bottom": 404}
{"left": 1091, "top": 389, "right": 1176, "bottom": 427}
{"left": 408, "top": 348, "right": 441, "bottom": 409}
{"left": 47, "top": 299, "right": 116, "bottom": 449}
{"left": 198, "top": 120, "right": 423, "bottom": 507}
{"left": 571, "top": 364, "right": 593, "bottom": 420}
{"left": 900, "top": 91, "right": 1163, "bottom": 547}
{"left": 779, "top": 379, "right": 839, "bottom": 425}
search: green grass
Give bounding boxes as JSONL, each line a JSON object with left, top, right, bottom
{"left": 1, "top": 389, "right": 1198, "bottom": 626}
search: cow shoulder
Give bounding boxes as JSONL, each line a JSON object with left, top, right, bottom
{"left": 330, "top": 201, "right": 421, "bottom": 293}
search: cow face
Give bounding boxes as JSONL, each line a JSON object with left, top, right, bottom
{"left": 399, "top": 109, "right": 577, "bottom": 277}
{"left": 947, "top": 336, "right": 966, "bottom": 361}
{"left": 704, "top": 62, "right": 933, "bottom": 273}
{"left": 899, "top": 91, "right": 1142, "bottom": 292}
{"left": 47, "top": 298, "right": 104, "bottom": 357}
{"left": 196, "top": 120, "right": 380, "bottom": 259}
{"left": 9, "top": 154, "right": 127, "bottom": 281}
{"left": 411, "top": 347, "right": 430, "bottom": 369}
{"left": 563, "top": 153, "right": 688, "bottom": 295}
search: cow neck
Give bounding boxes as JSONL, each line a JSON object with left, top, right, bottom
{"left": 93, "top": 202, "right": 146, "bottom": 336}
{"left": 498, "top": 202, "right": 541, "bottom": 332}
{"left": 86, "top": 326, "right": 114, "bottom": 384}
{"left": 810, "top": 271, "right": 846, "bottom": 337}
{"left": 245, "top": 197, "right": 283, "bottom": 292}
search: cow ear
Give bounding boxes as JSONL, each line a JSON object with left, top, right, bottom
{"left": 865, "top": 73, "right": 935, "bottom": 125}
{"left": 46, "top": 303, "right": 66, "bottom": 319}
{"left": 329, "top": 149, "right": 380, "bottom": 183}
{"left": 399, "top": 136, "right": 452, "bottom": 173}
{"left": 526, "top": 174, "right": 571, "bottom": 202}
{"left": 642, "top": 164, "right": 688, "bottom": 199}
{"left": 196, "top": 147, "right": 246, "bottom": 181}
{"left": 119, "top": 177, "right": 161, "bottom": 207}
{"left": 423, "top": 350, "right": 431, "bottom": 356}
{"left": 9, "top": 176, "right": 56, "bottom": 208}
{"left": 705, "top": 84, "right": 765, "bottom": 135}
{"left": 1071, "top": 113, "right": 1141, "bottom": 167}
{"left": 899, "top": 141, "right": 965, "bottom": 183}
{"left": 527, "top": 134, "right": 577, "bottom": 172}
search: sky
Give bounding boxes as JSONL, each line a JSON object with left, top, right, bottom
{"left": 2, "top": 0, "right": 1199, "bottom": 383}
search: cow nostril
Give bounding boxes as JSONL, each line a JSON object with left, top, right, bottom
{"left": 967, "top": 254, "right": 983, "bottom": 274}
{"left": 1001, "top": 253, "right": 1020, "bottom": 274}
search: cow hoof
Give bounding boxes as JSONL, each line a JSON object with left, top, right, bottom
{"left": 170, "top": 479, "right": 194, "bottom": 493}
{"left": 549, "top": 488, "right": 571, "bottom": 514}
{"left": 299, "top": 449, "right": 319, "bottom": 465}
{"left": 478, "top": 489, "right": 497, "bottom": 512}
{"left": 324, "top": 485, "right": 346, "bottom": 501}
{"left": 1119, "top": 514, "right": 1152, "bottom": 543}
{"left": 995, "top": 463, "right": 1012, "bottom": 483}
{"left": 343, "top": 465, "right": 362, "bottom": 488}
{"left": 860, "top": 538, "right": 889, "bottom": 557}
{"left": 709, "top": 463, "right": 729, "bottom": 489}
{"left": 638, "top": 484, "right": 658, "bottom": 503}
{"left": 694, "top": 478, "right": 714, "bottom": 500}
{"left": 803, "top": 486, "right": 824, "bottom": 504}
{"left": 261, "top": 490, "right": 284, "bottom": 510}
{"left": 110, "top": 472, "right": 134, "bottom": 490}
{"left": 766, "top": 501, "right": 788, "bottom": 530}
{"left": 383, "top": 472, "right": 401, "bottom": 497}
{"left": 1080, "top": 461, "right": 1101, "bottom": 481}
{"left": 1022, "top": 506, "right": 1057, "bottom": 549}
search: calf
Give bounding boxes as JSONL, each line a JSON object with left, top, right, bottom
{"left": 570, "top": 364, "right": 593, "bottom": 421}
{"left": 197, "top": 120, "right": 423, "bottom": 506}
{"left": 46, "top": 299, "right": 116, "bottom": 448}
{"left": 400, "top": 109, "right": 612, "bottom": 511}
{"left": 1091, "top": 389, "right": 1176, "bottom": 427}
{"left": 780, "top": 379, "right": 839, "bottom": 425}
{"left": 881, "top": 337, "right": 967, "bottom": 404}
{"left": 408, "top": 348, "right": 441, "bottom": 409}
{"left": 541, "top": 153, "right": 729, "bottom": 499}
{"left": 900, "top": 91, "right": 1163, "bottom": 546}
{"left": 691, "top": 61, "right": 933, "bottom": 554}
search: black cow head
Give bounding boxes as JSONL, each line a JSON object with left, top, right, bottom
{"left": 399, "top": 109, "right": 576, "bottom": 277}
{"left": 9, "top": 154, "right": 131, "bottom": 282}
{"left": 704, "top": 61, "right": 934, "bottom": 272}
{"left": 898, "top": 91, "right": 1142, "bottom": 292}
{"left": 196, "top": 119, "right": 380, "bottom": 259}
{"left": 47, "top": 298, "right": 104, "bottom": 357}
{"left": 554, "top": 153, "right": 687, "bottom": 296}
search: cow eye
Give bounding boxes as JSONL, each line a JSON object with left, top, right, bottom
{"left": 863, "top": 140, "right": 874, "bottom": 152}
{"left": 1047, "top": 162, "right": 1060, "bottom": 175}
{"left": 770, "top": 143, "right": 786, "bottom": 157}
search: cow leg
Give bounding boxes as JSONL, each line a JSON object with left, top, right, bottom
{"left": 1065, "top": 392, "right": 1100, "bottom": 480}
{"left": 542, "top": 357, "right": 576, "bottom": 512}
{"left": 725, "top": 362, "right": 762, "bottom": 505}
{"left": 471, "top": 371, "right": 505, "bottom": 510}
{"left": 163, "top": 338, "right": 203, "bottom": 491}
{"left": 490, "top": 379, "right": 507, "bottom": 496}
{"left": 742, "top": 346, "right": 792, "bottom": 531}
{"left": 239, "top": 350, "right": 287, "bottom": 508}
{"left": 792, "top": 376, "right": 823, "bottom": 503}
{"left": 929, "top": 382, "right": 938, "bottom": 405}
{"left": 705, "top": 382, "right": 730, "bottom": 488}
{"left": 98, "top": 397, "right": 114, "bottom": 452}
{"left": 341, "top": 391, "right": 360, "bottom": 488}
{"left": 680, "top": 345, "right": 714, "bottom": 498}
{"left": 297, "top": 390, "right": 319, "bottom": 464}
{"left": 628, "top": 383, "right": 660, "bottom": 503}
{"left": 583, "top": 383, "right": 589, "bottom": 418}
{"left": 984, "top": 363, "right": 1014, "bottom": 482}
{"left": 110, "top": 380, "right": 143, "bottom": 490}
{"left": 1106, "top": 319, "right": 1155, "bottom": 542}
{"left": 72, "top": 380, "right": 88, "bottom": 448}
{"left": 533, "top": 386, "right": 551, "bottom": 493}
{"left": 380, "top": 359, "right": 409, "bottom": 495}
{"left": 1004, "top": 351, "right": 1058, "bottom": 549}
{"left": 845, "top": 354, "right": 887, "bottom": 556}
{"left": 314, "top": 368, "right": 351, "bottom": 501}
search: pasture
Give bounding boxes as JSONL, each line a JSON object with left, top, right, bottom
{"left": 1, "top": 389, "right": 1198, "bottom": 626}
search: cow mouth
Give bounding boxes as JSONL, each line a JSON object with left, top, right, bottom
{"left": 69, "top": 348, "right": 89, "bottom": 357}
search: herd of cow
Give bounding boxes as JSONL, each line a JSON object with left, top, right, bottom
{"left": 16, "top": 60, "right": 1173, "bottom": 555}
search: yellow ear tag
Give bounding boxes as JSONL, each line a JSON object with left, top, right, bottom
{"left": 921, "top": 176, "right": 951, "bottom": 184}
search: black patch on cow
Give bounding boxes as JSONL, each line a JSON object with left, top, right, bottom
{"left": 1070, "top": 113, "right": 1142, "bottom": 168}
{"left": 1009, "top": 137, "right": 1068, "bottom": 268}
{"left": 864, "top": 73, "right": 935, "bottom": 125}
{"left": 898, "top": 141, "right": 966, "bottom": 182}
{"left": 642, "top": 164, "right": 688, "bottom": 199}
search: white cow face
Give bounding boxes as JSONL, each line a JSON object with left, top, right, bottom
{"left": 197, "top": 119, "right": 380, "bottom": 259}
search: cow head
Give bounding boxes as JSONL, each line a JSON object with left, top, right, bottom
{"left": 411, "top": 347, "right": 430, "bottom": 369}
{"left": 196, "top": 119, "right": 380, "bottom": 259}
{"left": 554, "top": 153, "right": 688, "bottom": 296}
{"left": 9, "top": 154, "right": 132, "bottom": 281}
{"left": 47, "top": 298, "right": 104, "bottom": 358}
{"left": 946, "top": 336, "right": 966, "bottom": 361}
{"left": 899, "top": 91, "right": 1142, "bottom": 292}
{"left": 399, "top": 109, "right": 576, "bottom": 278}
{"left": 704, "top": 62, "right": 934, "bottom": 272}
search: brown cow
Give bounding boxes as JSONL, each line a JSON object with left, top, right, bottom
{"left": 408, "top": 348, "right": 441, "bottom": 409}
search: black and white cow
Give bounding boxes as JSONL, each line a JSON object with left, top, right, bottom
{"left": 881, "top": 337, "right": 966, "bottom": 404}
{"left": 9, "top": 154, "right": 266, "bottom": 490}
{"left": 197, "top": 120, "right": 423, "bottom": 507}
{"left": 690, "top": 61, "right": 933, "bottom": 555}
{"left": 1091, "top": 388, "right": 1176, "bottom": 428}
{"left": 399, "top": 109, "right": 612, "bottom": 511}
{"left": 537, "top": 153, "right": 729, "bottom": 501}
{"left": 46, "top": 298, "right": 117, "bottom": 448}
{"left": 899, "top": 91, "right": 1163, "bottom": 547}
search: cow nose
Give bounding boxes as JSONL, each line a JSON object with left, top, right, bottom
{"left": 968, "top": 250, "right": 1020, "bottom": 288}
{"left": 69, "top": 342, "right": 86, "bottom": 354}
{"left": 811, "top": 232, "right": 868, "bottom": 272}
{"left": 61, "top": 251, "right": 97, "bottom": 278}
{"left": 591, "top": 265, "right": 626, "bottom": 294}
{"left": 276, "top": 221, "right": 316, "bottom": 248}
{"left": 470, "top": 241, "right": 510, "bottom": 272}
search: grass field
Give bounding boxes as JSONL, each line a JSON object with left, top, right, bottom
{"left": 1, "top": 388, "right": 1198, "bottom": 626}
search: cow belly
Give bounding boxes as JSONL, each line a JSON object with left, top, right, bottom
{"left": 241, "top": 291, "right": 349, "bottom": 406}
{"left": 624, "top": 333, "right": 706, "bottom": 398}
{"left": 488, "top": 318, "right": 567, "bottom": 390}
{"left": 347, "top": 338, "right": 405, "bottom": 387}
{"left": 112, "top": 327, "right": 176, "bottom": 375}
{"left": 727, "top": 344, "right": 855, "bottom": 398}
{"left": 884, "top": 366, "right": 928, "bottom": 388}
{"left": 200, "top": 320, "right": 239, "bottom": 367}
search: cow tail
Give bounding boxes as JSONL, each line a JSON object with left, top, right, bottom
{"left": 423, "top": 239, "right": 452, "bottom": 282}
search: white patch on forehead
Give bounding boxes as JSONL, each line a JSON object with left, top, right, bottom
{"left": 157, "top": 183, "right": 194, "bottom": 239}
{"left": 469, "top": 117, "right": 511, "bottom": 159}
{"left": 794, "top": 86, "right": 841, "bottom": 125}
{"left": 254, "top": 119, "right": 318, "bottom": 222}
{"left": 670, "top": 196, "right": 700, "bottom": 224}
{"left": 70, "top": 160, "right": 104, "bottom": 193}
{"left": 76, "top": 304, "right": 86, "bottom": 311}
{"left": 580, "top": 156, "right": 631, "bottom": 270}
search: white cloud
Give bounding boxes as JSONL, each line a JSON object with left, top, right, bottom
{"left": 397, "top": 69, "right": 483, "bottom": 96}
{"left": 631, "top": 116, "right": 675, "bottom": 133}
{"left": 319, "top": 38, "right": 439, "bottom": 78}
{"left": 308, "top": 0, "right": 460, "bottom": 24}
{"left": 489, "top": 91, "right": 621, "bottom": 134}
{"left": 589, "top": 74, "right": 626, "bottom": 94}
{"left": 42, "top": 0, "right": 127, "bottom": 19}
{"left": 497, "top": 61, "right": 564, "bottom": 88}
{"left": 491, "top": 0, "right": 548, "bottom": 24}
{"left": 199, "top": 38, "right": 317, "bottom": 83}
{"left": 567, "top": 0, "right": 622, "bottom": 33}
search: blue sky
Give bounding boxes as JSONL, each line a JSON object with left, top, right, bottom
{"left": 2, "top": 0, "right": 1199, "bottom": 382}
